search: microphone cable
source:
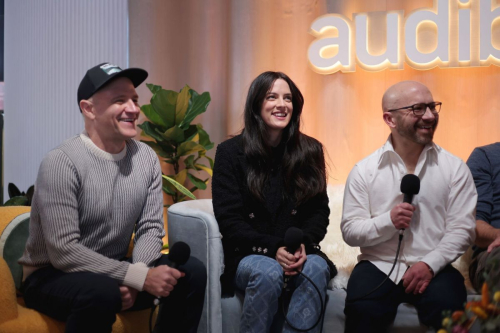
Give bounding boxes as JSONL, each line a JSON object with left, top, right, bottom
{"left": 281, "top": 269, "right": 325, "bottom": 332}
{"left": 346, "top": 231, "right": 404, "bottom": 303}
{"left": 149, "top": 305, "right": 156, "bottom": 333}
{"left": 346, "top": 174, "right": 418, "bottom": 303}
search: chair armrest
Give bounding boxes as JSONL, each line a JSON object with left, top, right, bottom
{"left": 0, "top": 256, "right": 19, "bottom": 324}
{"left": 168, "top": 199, "right": 222, "bottom": 333}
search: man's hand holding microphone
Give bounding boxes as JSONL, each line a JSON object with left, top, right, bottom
{"left": 392, "top": 174, "right": 433, "bottom": 294}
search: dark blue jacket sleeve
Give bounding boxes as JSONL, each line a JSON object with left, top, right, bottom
{"left": 467, "top": 147, "right": 493, "bottom": 223}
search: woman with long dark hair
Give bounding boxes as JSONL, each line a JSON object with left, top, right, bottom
{"left": 212, "top": 71, "right": 336, "bottom": 332}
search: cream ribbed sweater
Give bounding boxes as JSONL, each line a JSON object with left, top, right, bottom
{"left": 19, "top": 132, "right": 165, "bottom": 291}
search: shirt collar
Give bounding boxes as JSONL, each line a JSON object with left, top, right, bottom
{"left": 377, "top": 135, "right": 437, "bottom": 165}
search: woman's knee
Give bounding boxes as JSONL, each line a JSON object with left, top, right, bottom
{"left": 239, "top": 256, "right": 284, "bottom": 291}
{"left": 303, "top": 255, "right": 330, "bottom": 277}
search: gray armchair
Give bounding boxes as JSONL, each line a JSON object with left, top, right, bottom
{"left": 168, "top": 199, "right": 433, "bottom": 333}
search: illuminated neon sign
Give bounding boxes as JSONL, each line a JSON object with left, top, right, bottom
{"left": 308, "top": 0, "right": 500, "bottom": 73}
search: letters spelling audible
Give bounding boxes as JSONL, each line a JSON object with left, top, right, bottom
{"left": 308, "top": 0, "right": 500, "bottom": 73}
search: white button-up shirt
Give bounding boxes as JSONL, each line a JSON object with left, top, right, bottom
{"left": 341, "top": 136, "right": 477, "bottom": 283}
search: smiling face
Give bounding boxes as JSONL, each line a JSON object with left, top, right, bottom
{"left": 383, "top": 81, "right": 439, "bottom": 147}
{"left": 80, "top": 77, "right": 140, "bottom": 153}
{"left": 260, "top": 78, "right": 293, "bottom": 145}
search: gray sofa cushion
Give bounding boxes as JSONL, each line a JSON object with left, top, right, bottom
{"left": 221, "top": 288, "right": 431, "bottom": 333}
{"left": 0, "top": 212, "right": 30, "bottom": 290}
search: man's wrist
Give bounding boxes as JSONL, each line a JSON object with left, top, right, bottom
{"left": 421, "top": 261, "right": 434, "bottom": 277}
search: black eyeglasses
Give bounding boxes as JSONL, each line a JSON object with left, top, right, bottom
{"left": 387, "top": 102, "right": 442, "bottom": 116}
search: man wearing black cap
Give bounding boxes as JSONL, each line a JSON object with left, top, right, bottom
{"left": 18, "top": 63, "right": 206, "bottom": 333}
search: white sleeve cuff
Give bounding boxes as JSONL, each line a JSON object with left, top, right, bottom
{"left": 123, "top": 262, "right": 149, "bottom": 291}
{"left": 420, "top": 252, "right": 445, "bottom": 276}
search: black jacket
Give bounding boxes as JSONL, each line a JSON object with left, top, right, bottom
{"left": 212, "top": 135, "right": 337, "bottom": 296}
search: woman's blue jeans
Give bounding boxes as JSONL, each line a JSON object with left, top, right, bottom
{"left": 235, "top": 254, "right": 330, "bottom": 333}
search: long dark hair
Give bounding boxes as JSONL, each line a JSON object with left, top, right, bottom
{"left": 242, "top": 71, "right": 327, "bottom": 205}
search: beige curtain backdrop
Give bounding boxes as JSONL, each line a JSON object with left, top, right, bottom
{"left": 129, "top": 0, "right": 500, "bottom": 194}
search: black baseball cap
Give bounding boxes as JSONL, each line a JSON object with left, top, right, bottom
{"left": 77, "top": 62, "right": 148, "bottom": 111}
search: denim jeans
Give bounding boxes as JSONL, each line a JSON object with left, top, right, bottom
{"left": 235, "top": 254, "right": 330, "bottom": 333}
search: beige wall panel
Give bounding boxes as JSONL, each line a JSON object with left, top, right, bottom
{"left": 130, "top": 0, "right": 500, "bottom": 190}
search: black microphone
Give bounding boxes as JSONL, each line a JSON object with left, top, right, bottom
{"left": 153, "top": 241, "right": 190, "bottom": 306}
{"left": 283, "top": 227, "right": 302, "bottom": 279}
{"left": 168, "top": 241, "right": 191, "bottom": 268}
{"left": 401, "top": 174, "right": 420, "bottom": 204}
{"left": 283, "top": 227, "right": 303, "bottom": 293}
{"left": 284, "top": 227, "right": 303, "bottom": 254}
{"left": 400, "top": 174, "right": 420, "bottom": 234}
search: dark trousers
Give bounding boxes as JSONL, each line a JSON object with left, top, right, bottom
{"left": 22, "top": 255, "right": 207, "bottom": 333}
{"left": 344, "top": 261, "right": 466, "bottom": 333}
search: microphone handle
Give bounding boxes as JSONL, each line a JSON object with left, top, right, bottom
{"left": 403, "top": 193, "right": 413, "bottom": 204}
{"left": 153, "top": 262, "right": 180, "bottom": 306}
{"left": 401, "top": 194, "right": 414, "bottom": 234}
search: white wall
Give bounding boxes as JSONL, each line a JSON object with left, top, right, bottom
{"left": 4, "top": 0, "right": 129, "bottom": 200}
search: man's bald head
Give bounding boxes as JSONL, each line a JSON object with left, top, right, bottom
{"left": 382, "top": 81, "right": 433, "bottom": 113}
{"left": 381, "top": 80, "right": 438, "bottom": 148}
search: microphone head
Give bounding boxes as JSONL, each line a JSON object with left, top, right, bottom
{"left": 400, "top": 174, "right": 420, "bottom": 195}
{"left": 284, "top": 227, "right": 303, "bottom": 254}
{"left": 168, "top": 241, "right": 191, "bottom": 266}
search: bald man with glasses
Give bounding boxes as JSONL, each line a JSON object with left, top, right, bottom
{"left": 341, "top": 81, "right": 476, "bottom": 332}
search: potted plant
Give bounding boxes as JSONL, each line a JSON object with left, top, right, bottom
{"left": 138, "top": 83, "right": 214, "bottom": 206}
{"left": 440, "top": 257, "right": 500, "bottom": 333}
{"left": 3, "top": 183, "right": 34, "bottom": 206}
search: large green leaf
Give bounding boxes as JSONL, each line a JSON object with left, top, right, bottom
{"left": 162, "top": 177, "right": 176, "bottom": 195}
{"left": 177, "top": 141, "right": 206, "bottom": 157}
{"left": 205, "top": 155, "right": 214, "bottom": 169}
{"left": 196, "top": 124, "right": 214, "bottom": 150}
{"left": 175, "top": 169, "right": 188, "bottom": 185}
{"left": 184, "top": 155, "right": 196, "bottom": 169}
{"left": 162, "top": 175, "right": 196, "bottom": 200}
{"left": 141, "top": 104, "right": 166, "bottom": 127}
{"left": 162, "top": 185, "right": 176, "bottom": 196}
{"left": 151, "top": 89, "right": 178, "bottom": 129}
{"left": 142, "top": 141, "right": 174, "bottom": 158}
{"left": 157, "top": 141, "right": 176, "bottom": 154}
{"left": 162, "top": 126, "right": 185, "bottom": 143}
{"left": 187, "top": 173, "right": 207, "bottom": 190}
{"left": 141, "top": 140, "right": 164, "bottom": 155}
{"left": 138, "top": 122, "right": 164, "bottom": 142}
{"left": 178, "top": 90, "right": 211, "bottom": 130}
{"left": 8, "top": 183, "right": 21, "bottom": 198}
{"left": 146, "top": 83, "right": 162, "bottom": 94}
{"left": 184, "top": 125, "right": 199, "bottom": 142}
{"left": 195, "top": 163, "right": 213, "bottom": 177}
{"left": 175, "top": 85, "right": 191, "bottom": 125}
